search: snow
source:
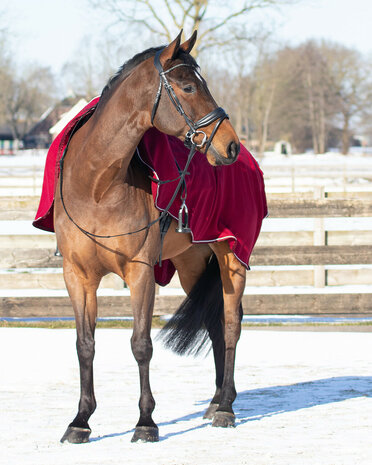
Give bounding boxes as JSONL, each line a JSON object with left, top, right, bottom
{"left": 0, "top": 150, "right": 47, "bottom": 167}
{"left": 1, "top": 328, "right": 372, "bottom": 465}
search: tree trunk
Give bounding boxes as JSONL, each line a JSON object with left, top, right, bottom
{"left": 318, "top": 96, "right": 326, "bottom": 154}
{"left": 306, "top": 72, "right": 320, "bottom": 154}
{"left": 258, "top": 83, "right": 275, "bottom": 157}
{"left": 341, "top": 114, "right": 350, "bottom": 155}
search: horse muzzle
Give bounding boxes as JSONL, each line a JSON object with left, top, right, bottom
{"left": 207, "top": 140, "right": 240, "bottom": 166}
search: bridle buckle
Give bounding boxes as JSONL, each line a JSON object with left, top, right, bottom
{"left": 190, "top": 130, "right": 207, "bottom": 148}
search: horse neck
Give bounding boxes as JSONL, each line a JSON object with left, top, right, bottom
{"left": 68, "top": 68, "right": 153, "bottom": 202}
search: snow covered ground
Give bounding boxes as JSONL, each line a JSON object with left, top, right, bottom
{"left": 1, "top": 328, "right": 372, "bottom": 465}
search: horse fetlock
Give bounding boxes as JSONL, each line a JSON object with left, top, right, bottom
{"left": 139, "top": 395, "right": 156, "bottom": 416}
{"left": 203, "top": 402, "right": 219, "bottom": 419}
{"left": 71, "top": 411, "right": 92, "bottom": 428}
{"left": 78, "top": 394, "right": 97, "bottom": 414}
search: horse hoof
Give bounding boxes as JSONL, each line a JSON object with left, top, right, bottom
{"left": 203, "top": 403, "right": 219, "bottom": 420}
{"left": 212, "top": 411, "right": 235, "bottom": 428}
{"left": 60, "top": 426, "right": 91, "bottom": 444}
{"left": 131, "top": 426, "right": 159, "bottom": 443}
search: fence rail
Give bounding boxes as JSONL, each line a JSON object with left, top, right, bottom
{"left": 0, "top": 191, "right": 371, "bottom": 317}
{"left": 1, "top": 195, "right": 372, "bottom": 219}
{"left": 1, "top": 245, "right": 371, "bottom": 269}
{"left": 1, "top": 293, "right": 372, "bottom": 318}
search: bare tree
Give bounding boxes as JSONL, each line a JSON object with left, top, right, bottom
{"left": 60, "top": 36, "right": 101, "bottom": 100}
{"left": 299, "top": 42, "right": 335, "bottom": 154}
{"left": 89, "top": 0, "right": 298, "bottom": 57}
{"left": 0, "top": 62, "right": 56, "bottom": 139}
{"left": 324, "top": 44, "right": 372, "bottom": 154}
{"left": 0, "top": 24, "right": 13, "bottom": 125}
{"left": 0, "top": 15, "right": 56, "bottom": 140}
{"left": 266, "top": 42, "right": 341, "bottom": 154}
{"left": 60, "top": 33, "right": 140, "bottom": 99}
{"left": 249, "top": 49, "right": 278, "bottom": 156}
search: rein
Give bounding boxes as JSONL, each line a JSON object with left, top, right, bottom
{"left": 59, "top": 48, "right": 229, "bottom": 246}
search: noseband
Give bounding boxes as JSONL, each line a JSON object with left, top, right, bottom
{"left": 151, "top": 49, "right": 229, "bottom": 153}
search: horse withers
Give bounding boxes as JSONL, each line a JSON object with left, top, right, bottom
{"left": 51, "top": 31, "right": 265, "bottom": 444}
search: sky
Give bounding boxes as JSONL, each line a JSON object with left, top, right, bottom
{"left": 2, "top": 0, "right": 372, "bottom": 74}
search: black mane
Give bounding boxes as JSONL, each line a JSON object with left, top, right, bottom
{"left": 98, "top": 45, "right": 198, "bottom": 106}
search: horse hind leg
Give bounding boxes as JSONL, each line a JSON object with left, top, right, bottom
{"left": 159, "top": 243, "right": 244, "bottom": 426}
{"left": 203, "top": 300, "right": 243, "bottom": 420}
{"left": 60, "top": 260, "right": 101, "bottom": 444}
{"left": 203, "top": 316, "right": 225, "bottom": 419}
{"left": 174, "top": 249, "right": 225, "bottom": 419}
{"left": 162, "top": 246, "right": 225, "bottom": 418}
{"left": 209, "top": 241, "right": 246, "bottom": 428}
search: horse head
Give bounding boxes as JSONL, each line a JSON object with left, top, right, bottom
{"left": 150, "top": 31, "right": 240, "bottom": 166}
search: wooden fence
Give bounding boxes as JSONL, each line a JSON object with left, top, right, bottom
{"left": 1, "top": 189, "right": 371, "bottom": 318}
{"left": 2, "top": 160, "right": 372, "bottom": 195}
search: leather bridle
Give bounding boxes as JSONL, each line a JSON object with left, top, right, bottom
{"left": 151, "top": 48, "right": 229, "bottom": 153}
{"left": 59, "top": 48, "right": 229, "bottom": 246}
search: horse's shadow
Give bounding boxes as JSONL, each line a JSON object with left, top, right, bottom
{"left": 90, "top": 376, "right": 372, "bottom": 442}
{"left": 228, "top": 375, "right": 372, "bottom": 425}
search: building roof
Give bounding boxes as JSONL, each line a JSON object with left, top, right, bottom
{"left": 49, "top": 98, "right": 88, "bottom": 136}
{"left": 0, "top": 125, "right": 14, "bottom": 140}
{"left": 26, "top": 95, "right": 87, "bottom": 138}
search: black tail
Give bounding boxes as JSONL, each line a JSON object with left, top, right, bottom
{"left": 158, "top": 254, "right": 223, "bottom": 356}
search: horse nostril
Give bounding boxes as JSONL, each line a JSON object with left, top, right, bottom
{"left": 227, "top": 141, "right": 240, "bottom": 160}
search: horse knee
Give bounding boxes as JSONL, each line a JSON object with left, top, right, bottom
{"left": 76, "top": 338, "right": 95, "bottom": 363}
{"left": 131, "top": 336, "right": 153, "bottom": 365}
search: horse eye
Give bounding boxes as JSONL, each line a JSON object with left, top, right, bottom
{"left": 183, "top": 85, "right": 195, "bottom": 94}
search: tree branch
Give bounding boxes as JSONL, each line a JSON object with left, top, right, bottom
{"left": 137, "top": 0, "right": 172, "bottom": 40}
{"left": 164, "top": 0, "right": 182, "bottom": 29}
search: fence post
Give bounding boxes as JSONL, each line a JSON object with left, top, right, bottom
{"left": 313, "top": 186, "right": 325, "bottom": 287}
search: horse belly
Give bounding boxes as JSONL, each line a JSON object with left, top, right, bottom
{"left": 161, "top": 219, "right": 193, "bottom": 260}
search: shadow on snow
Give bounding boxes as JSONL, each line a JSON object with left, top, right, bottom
{"left": 90, "top": 376, "right": 372, "bottom": 442}
{"left": 232, "top": 376, "right": 372, "bottom": 425}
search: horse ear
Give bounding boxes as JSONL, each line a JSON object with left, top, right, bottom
{"left": 159, "top": 30, "right": 183, "bottom": 65}
{"left": 180, "top": 31, "right": 197, "bottom": 54}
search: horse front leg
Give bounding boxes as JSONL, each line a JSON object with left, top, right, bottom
{"left": 209, "top": 242, "right": 246, "bottom": 427}
{"left": 127, "top": 264, "right": 158, "bottom": 443}
{"left": 61, "top": 260, "right": 100, "bottom": 444}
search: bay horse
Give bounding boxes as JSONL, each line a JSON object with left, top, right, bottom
{"left": 55, "top": 31, "right": 248, "bottom": 444}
